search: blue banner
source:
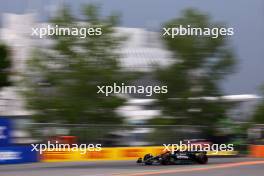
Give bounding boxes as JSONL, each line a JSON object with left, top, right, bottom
{"left": 0, "top": 117, "right": 11, "bottom": 146}
{"left": 0, "top": 146, "right": 38, "bottom": 164}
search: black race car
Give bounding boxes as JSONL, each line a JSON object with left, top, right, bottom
{"left": 137, "top": 150, "right": 208, "bottom": 165}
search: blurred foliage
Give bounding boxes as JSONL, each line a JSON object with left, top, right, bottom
{"left": 253, "top": 86, "right": 264, "bottom": 123}
{"left": 216, "top": 119, "right": 250, "bottom": 152}
{"left": 0, "top": 44, "right": 11, "bottom": 89}
{"left": 24, "top": 4, "right": 127, "bottom": 124}
{"left": 154, "top": 9, "right": 236, "bottom": 135}
{"left": 146, "top": 126, "right": 204, "bottom": 145}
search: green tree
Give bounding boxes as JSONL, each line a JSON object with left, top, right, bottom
{"left": 24, "top": 4, "right": 126, "bottom": 124}
{"left": 154, "top": 9, "right": 236, "bottom": 132}
{"left": 253, "top": 86, "right": 264, "bottom": 123}
{"left": 0, "top": 44, "right": 11, "bottom": 89}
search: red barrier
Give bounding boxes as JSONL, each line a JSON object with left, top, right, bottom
{"left": 250, "top": 145, "right": 264, "bottom": 157}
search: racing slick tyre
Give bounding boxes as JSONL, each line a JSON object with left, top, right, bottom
{"left": 137, "top": 158, "right": 143, "bottom": 163}
{"left": 143, "top": 154, "right": 153, "bottom": 165}
{"left": 196, "top": 153, "right": 208, "bottom": 164}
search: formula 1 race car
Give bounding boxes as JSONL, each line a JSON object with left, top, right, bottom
{"left": 137, "top": 151, "right": 208, "bottom": 165}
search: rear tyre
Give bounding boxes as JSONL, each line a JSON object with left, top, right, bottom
{"left": 196, "top": 153, "right": 208, "bottom": 164}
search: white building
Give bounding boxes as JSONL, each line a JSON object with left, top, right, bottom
{"left": 0, "top": 13, "right": 173, "bottom": 121}
{"left": 0, "top": 13, "right": 36, "bottom": 116}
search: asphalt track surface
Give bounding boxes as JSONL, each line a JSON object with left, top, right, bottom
{"left": 0, "top": 158, "right": 264, "bottom": 176}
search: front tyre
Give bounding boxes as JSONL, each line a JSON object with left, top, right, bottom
{"left": 137, "top": 158, "right": 143, "bottom": 163}
{"left": 143, "top": 154, "right": 153, "bottom": 165}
